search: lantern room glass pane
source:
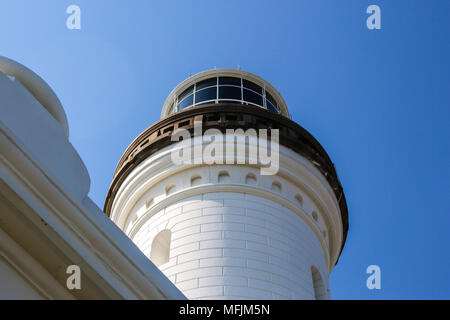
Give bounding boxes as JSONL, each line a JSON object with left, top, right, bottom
{"left": 196, "top": 78, "right": 217, "bottom": 91}
{"left": 178, "top": 94, "right": 193, "bottom": 110}
{"left": 243, "top": 88, "right": 263, "bottom": 106}
{"left": 243, "top": 80, "right": 262, "bottom": 94}
{"left": 266, "top": 92, "right": 277, "bottom": 109}
{"left": 219, "top": 77, "right": 242, "bottom": 86}
{"left": 178, "top": 85, "right": 194, "bottom": 102}
{"left": 219, "top": 85, "right": 242, "bottom": 100}
{"left": 267, "top": 100, "right": 279, "bottom": 113}
{"left": 195, "top": 87, "right": 217, "bottom": 104}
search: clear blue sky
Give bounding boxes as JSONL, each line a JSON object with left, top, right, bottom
{"left": 1, "top": 0, "right": 449, "bottom": 299}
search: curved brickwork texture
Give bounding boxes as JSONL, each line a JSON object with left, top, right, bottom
{"left": 109, "top": 137, "right": 341, "bottom": 299}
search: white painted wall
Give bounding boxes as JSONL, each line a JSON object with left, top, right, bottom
{"left": 134, "top": 189, "right": 329, "bottom": 299}
{"left": 0, "top": 59, "right": 185, "bottom": 300}
{"left": 0, "top": 256, "right": 44, "bottom": 300}
{"left": 111, "top": 137, "right": 343, "bottom": 300}
{"left": 0, "top": 71, "right": 90, "bottom": 203}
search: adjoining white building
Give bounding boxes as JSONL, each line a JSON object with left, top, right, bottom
{"left": 104, "top": 69, "right": 349, "bottom": 300}
{"left": 0, "top": 56, "right": 184, "bottom": 299}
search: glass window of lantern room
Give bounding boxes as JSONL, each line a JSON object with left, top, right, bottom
{"left": 178, "top": 94, "right": 193, "bottom": 110}
{"left": 177, "top": 85, "right": 194, "bottom": 110}
{"left": 196, "top": 77, "right": 217, "bottom": 91}
{"left": 243, "top": 88, "right": 263, "bottom": 106}
{"left": 267, "top": 100, "right": 278, "bottom": 113}
{"left": 195, "top": 86, "right": 217, "bottom": 104}
{"left": 266, "top": 92, "right": 279, "bottom": 113}
{"left": 178, "top": 85, "right": 194, "bottom": 101}
{"left": 219, "top": 76, "right": 241, "bottom": 86}
{"left": 262, "top": 85, "right": 267, "bottom": 108}
{"left": 219, "top": 85, "right": 242, "bottom": 101}
{"left": 243, "top": 79, "right": 262, "bottom": 94}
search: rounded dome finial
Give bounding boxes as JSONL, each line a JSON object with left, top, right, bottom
{"left": 0, "top": 56, "right": 69, "bottom": 138}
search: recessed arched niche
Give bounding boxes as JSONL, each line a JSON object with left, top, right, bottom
{"left": 271, "top": 181, "right": 282, "bottom": 193}
{"left": 218, "top": 171, "right": 231, "bottom": 183}
{"left": 311, "top": 266, "right": 327, "bottom": 300}
{"left": 190, "top": 175, "right": 202, "bottom": 187}
{"left": 165, "top": 184, "right": 176, "bottom": 195}
{"left": 150, "top": 230, "right": 171, "bottom": 267}
{"left": 312, "top": 211, "right": 319, "bottom": 222}
{"left": 295, "top": 194, "right": 303, "bottom": 206}
{"left": 245, "top": 173, "right": 257, "bottom": 185}
{"left": 145, "top": 197, "right": 154, "bottom": 208}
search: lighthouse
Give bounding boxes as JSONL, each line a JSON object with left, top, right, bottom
{"left": 104, "top": 69, "right": 348, "bottom": 300}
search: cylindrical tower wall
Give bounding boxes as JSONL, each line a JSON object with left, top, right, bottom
{"left": 109, "top": 137, "right": 342, "bottom": 300}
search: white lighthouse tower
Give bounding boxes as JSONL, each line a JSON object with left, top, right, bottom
{"left": 104, "top": 69, "right": 348, "bottom": 300}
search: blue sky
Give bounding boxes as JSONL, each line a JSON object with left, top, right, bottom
{"left": 1, "top": 0, "right": 449, "bottom": 299}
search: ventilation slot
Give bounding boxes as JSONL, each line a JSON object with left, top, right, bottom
{"left": 140, "top": 139, "right": 149, "bottom": 148}
{"left": 178, "top": 120, "right": 190, "bottom": 128}
{"left": 163, "top": 126, "right": 174, "bottom": 134}
{"left": 206, "top": 114, "right": 220, "bottom": 122}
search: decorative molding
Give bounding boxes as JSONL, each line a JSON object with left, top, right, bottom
{"left": 0, "top": 123, "right": 185, "bottom": 300}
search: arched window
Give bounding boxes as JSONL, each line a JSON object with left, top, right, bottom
{"left": 150, "top": 230, "right": 171, "bottom": 267}
{"left": 311, "top": 266, "right": 327, "bottom": 300}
